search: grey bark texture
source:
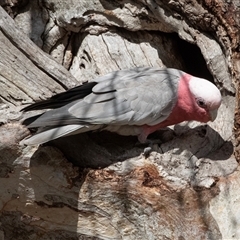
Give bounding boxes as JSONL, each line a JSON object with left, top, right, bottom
{"left": 0, "top": 0, "right": 239, "bottom": 239}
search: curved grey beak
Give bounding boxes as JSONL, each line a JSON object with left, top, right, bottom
{"left": 210, "top": 109, "right": 218, "bottom": 121}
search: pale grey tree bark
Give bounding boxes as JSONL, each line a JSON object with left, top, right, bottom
{"left": 0, "top": 0, "right": 239, "bottom": 239}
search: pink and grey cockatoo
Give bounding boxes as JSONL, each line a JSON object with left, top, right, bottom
{"left": 21, "top": 67, "right": 222, "bottom": 145}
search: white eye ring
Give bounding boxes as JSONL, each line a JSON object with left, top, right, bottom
{"left": 197, "top": 99, "right": 206, "bottom": 108}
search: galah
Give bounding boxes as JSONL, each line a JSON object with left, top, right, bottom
{"left": 21, "top": 67, "right": 222, "bottom": 145}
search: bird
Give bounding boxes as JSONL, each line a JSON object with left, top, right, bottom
{"left": 21, "top": 67, "right": 222, "bottom": 145}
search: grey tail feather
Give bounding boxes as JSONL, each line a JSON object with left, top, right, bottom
{"left": 22, "top": 125, "right": 84, "bottom": 145}
{"left": 22, "top": 113, "right": 44, "bottom": 127}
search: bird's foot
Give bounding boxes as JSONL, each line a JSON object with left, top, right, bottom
{"left": 136, "top": 139, "right": 162, "bottom": 158}
{"left": 143, "top": 146, "right": 152, "bottom": 157}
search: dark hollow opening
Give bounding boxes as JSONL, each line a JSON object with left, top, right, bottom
{"left": 172, "top": 33, "right": 214, "bottom": 82}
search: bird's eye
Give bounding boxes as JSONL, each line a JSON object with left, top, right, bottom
{"left": 197, "top": 99, "right": 206, "bottom": 108}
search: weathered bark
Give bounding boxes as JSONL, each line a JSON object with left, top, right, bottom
{"left": 0, "top": 0, "right": 239, "bottom": 239}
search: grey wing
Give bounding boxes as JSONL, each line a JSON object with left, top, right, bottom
{"left": 27, "top": 68, "right": 181, "bottom": 128}
{"left": 69, "top": 67, "right": 181, "bottom": 126}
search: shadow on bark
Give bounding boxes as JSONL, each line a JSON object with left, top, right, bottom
{"left": 40, "top": 124, "right": 233, "bottom": 169}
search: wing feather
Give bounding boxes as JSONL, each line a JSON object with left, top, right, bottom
{"left": 68, "top": 68, "right": 180, "bottom": 126}
{"left": 24, "top": 68, "right": 182, "bottom": 129}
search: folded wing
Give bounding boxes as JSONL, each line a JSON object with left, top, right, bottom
{"left": 22, "top": 67, "right": 182, "bottom": 144}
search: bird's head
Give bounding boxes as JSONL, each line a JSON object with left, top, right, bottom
{"left": 188, "top": 76, "right": 222, "bottom": 122}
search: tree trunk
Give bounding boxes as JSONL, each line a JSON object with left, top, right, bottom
{"left": 0, "top": 0, "right": 239, "bottom": 239}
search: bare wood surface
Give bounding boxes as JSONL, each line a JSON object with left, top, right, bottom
{"left": 0, "top": 6, "right": 78, "bottom": 106}
{"left": 0, "top": 1, "right": 239, "bottom": 239}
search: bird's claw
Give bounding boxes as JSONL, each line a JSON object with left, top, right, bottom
{"left": 143, "top": 146, "right": 152, "bottom": 157}
{"left": 136, "top": 139, "right": 162, "bottom": 158}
